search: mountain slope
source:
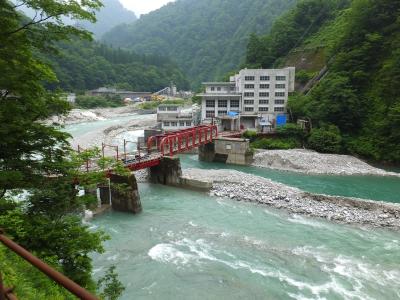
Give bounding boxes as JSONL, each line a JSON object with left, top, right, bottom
{"left": 102, "top": 0, "right": 296, "bottom": 88}
{"left": 76, "top": 0, "right": 137, "bottom": 39}
{"left": 246, "top": 0, "right": 400, "bottom": 163}
{"left": 46, "top": 40, "right": 189, "bottom": 92}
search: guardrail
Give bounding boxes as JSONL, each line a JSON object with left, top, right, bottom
{"left": 0, "top": 230, "right": 98, "bottom": 300}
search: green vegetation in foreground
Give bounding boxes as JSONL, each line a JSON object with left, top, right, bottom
{"left": 0, "top": 1, "right": 125, "bottom": 298}
{"left": 245, "top": 0, "right": 400, "bottom": 164}
{"left": 76, "top": 94, "right": 124, "bottom": 109}
{"left": 102, "top": 0, "right": 296, "bottom": 88}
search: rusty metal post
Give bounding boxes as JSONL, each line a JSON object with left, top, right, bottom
{"left": 0, "top": 273, "right": 6, "bottom": 300}
{"left": 0, "top": 232, "right": 98, "bottom": 300}
{"left": 123, "top": 140, "right": 127, "bottom": 162}
{"left": 116, "top": 146, "right": 119, "bottom": 161}
{"left": 101, "top": 142, "right": 105, "bottom": 158}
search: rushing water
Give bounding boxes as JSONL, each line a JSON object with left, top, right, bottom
{"left": 65, "top": 116, "right": 400, "bottom": 299}
{"left": 91, "top": 184, "right": 400, "bottom": 300}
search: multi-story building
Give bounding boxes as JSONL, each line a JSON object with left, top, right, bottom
{"left": 199, "top": 67, "right": 295, "bottom": 131}
{"left": 157, "top": 104, "right": 195, "bottom": 131}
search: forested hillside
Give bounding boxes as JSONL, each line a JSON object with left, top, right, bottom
{"left": 76, "top": 0, "right": 137, "bottom": 39}
{"left": 102, "top": 0, "right": 296, "bottom": 88}
{"left": 46, "top": 40, "right": 190, "bottom": 92}
{"left": 246, "top": 0, "right": 400, "bottom": 164}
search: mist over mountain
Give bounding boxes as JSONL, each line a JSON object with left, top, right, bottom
{"left": 102, "top": 0, "right": 296, "bottom": 88}
{"left": 76, "top": 0, "right": 137, "bottom": 39}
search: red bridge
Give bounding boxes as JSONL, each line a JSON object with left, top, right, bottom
{"left": 79, "top": 125, "right": 218, "bottom": 172}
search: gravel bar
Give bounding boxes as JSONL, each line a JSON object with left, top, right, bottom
{"left": 253, "top": 149, "right": 399, "bottom": 177}
{"left": 182, "top": 168, "right": 400, "bottom": 230}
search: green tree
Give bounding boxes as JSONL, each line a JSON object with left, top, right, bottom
{"left": 308, "top": 126, "right": 342, "bottom": 153}
{"left": 0, "top": 0, "right": 127, "bottom": 296}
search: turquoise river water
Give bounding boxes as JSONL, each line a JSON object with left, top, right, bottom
{"left": 66, "top": 116, "right": 400, "bottom": 300}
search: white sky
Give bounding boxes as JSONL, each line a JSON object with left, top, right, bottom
{"left": 119, "top": 0, "right": 175, "bottom": 16}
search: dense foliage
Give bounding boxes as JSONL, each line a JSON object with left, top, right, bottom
{"left": 76, "top": 94, "right": 124, "bottom": 108}
{"left": 0, "top": 0, "right": 124, "bottom": 298}
{"left": 245, "top": 0, "right": 350, "bottom": 68}
{"left": 47, "top": 40, "right": 190, "bottom": 92}
{"left": 246, "top": 0, "right": 400, "bottom": 163}
{"left": 102, "top": 0, "right": 296, "bottom": 88}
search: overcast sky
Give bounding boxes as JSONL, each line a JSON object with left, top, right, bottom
{"left": 120, "top": 0, "right": 175, "bottom": 16}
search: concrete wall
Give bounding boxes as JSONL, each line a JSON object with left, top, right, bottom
{"left": 199, "top": 138, "right": 253, "bottom": 165}
{"left": 99, "top": 173, "right": 142, "bottom": 214}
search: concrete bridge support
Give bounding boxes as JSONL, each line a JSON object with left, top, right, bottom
{"left": 199, "top": 137, "right": 254, "bottom": 165}
{"left": 149, "top": 157, "right": 182, "bottom": 186}
{"left": 99, "top": 173, "right": 142, "bottom": 214}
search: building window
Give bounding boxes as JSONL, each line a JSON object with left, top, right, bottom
{"left": 259, "top": 92, "right": 269, "bottom": 97}
{"left": 260, "top": 84, "right": 270, "bottom": 89}
{"left": 275, "top": 99, "right": 285, "bottom": 104}
{"left": 230, "top": 86, "right": 235, "bottom": 91}
{"left": 259, "top": 99, "right": 269, "bottom": 104}
{"left": 206, "top": 100, "right": 215, "bottom": 107}
{"left": 274, "top": 107, "right": 285, "bottom": 112}
{"left": 276, "top": 76, "right": 286, "bottom": 81}
{"left": 230, "top": 100, "right": 239, "bottom": 108}
{"left": 245, "top": 76, "right": 255, "bottom": 81}
{"left": 217, "top": 87, "right": 221, "bottom": 91}
{"left": 218, "top": 100, "right": 228, "bottom": 107}
{"left": 186, "top": 121, "right": 191, "bottom": 126}
{"left": 171, "top": 122, "right": 178, "bottom": 126}
{"left": 275, "top": 84, "right": 286, "bottom": 89}
{"left": 244, "top": 100, "right": 254, "bottom": 105}
{"left": 260, "top": 107, "right": 269, "bottom": 112}
{"left": 179, "top": 121, "right": 185, "bottom": 126}
{"left": 260, "top": 76, "right": 270, "bottom": 81}
{"left": 244, "top": 107, "right": 254, "bottom": 112}
{"left": 244, "top": 92, "right": 254, "bottom": 97}
{"left": 164, "top": 121, "right": 170, "bottom": 126}
{"left": 167, "top": 107, "right": 178, "bottom": 111}
{"left": 206, "top": 111, "right": 215, "bottom": 118}
{"left": 275, "top": 92, "right": 285, "bottom": 97}
{"left": 211, "top": 87, "right": 215, "bottom": 91}
{"left": 245, "top": 84, "right": 254, "bottom": 89}
{"left": 218, "top": 111, "right": 227, "bottom": 116}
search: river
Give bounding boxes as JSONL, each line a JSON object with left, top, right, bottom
{"left": 66, "top": 115, "right": 400, "bottom": 300}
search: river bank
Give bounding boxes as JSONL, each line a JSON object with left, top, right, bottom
{"left": 253, "top": 149, "right": 400, "bottom": 177}
{"left": 182, "top": 168, "right": 400, "bottom": 230}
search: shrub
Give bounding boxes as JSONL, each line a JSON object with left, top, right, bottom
{"left": 307, "top": 125, "right": 342, "bottom": 153}
{"left": 243, "top": 130, "right": 258, "bottom": 142}
{"left": 76, "top": 95, "right": 123, "bottom": 108}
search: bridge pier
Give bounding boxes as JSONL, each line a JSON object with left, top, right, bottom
{"left": 99, "top": 173, "right": 142, "bottom": 214}
{"left": 199, "top": 138, "right": 254, "bottom": 165}
{"left": 149, "top": 157, "right": 182, "bottom": 186}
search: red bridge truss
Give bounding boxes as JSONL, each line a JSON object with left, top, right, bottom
{"left": 78, "top": 125, "right": 218, "bottom": 172}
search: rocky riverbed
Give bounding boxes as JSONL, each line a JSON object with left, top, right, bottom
{"left": 46, "top": 106, "right": 140, "bottom": 126}
{"left": 182, "top": 168, "right": 400, "bottom": 230}
{"left": 253, "top": 149, "right": 399, "bottom": 177}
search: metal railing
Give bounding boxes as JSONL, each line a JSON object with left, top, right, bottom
{"left": 0, "top": 230, "right": 98, "bottom": 300}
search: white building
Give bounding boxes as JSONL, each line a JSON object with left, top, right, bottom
{"left": 157, "top": 104, "right": 194, "bottom": 131}
{"left": 199, "top": 67, "right": 295, "bottom": 131}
